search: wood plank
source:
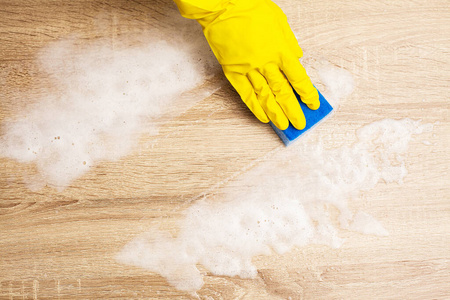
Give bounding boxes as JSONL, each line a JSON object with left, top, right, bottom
{"left": 1, "top": 0, "right": 449, "bottom": 299}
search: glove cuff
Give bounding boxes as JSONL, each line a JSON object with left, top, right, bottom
{"left": 174, "top": 0, "right": 270, "bottom": 29}
{"left": 173, "top": 0, "right": 231, "bottom": 20}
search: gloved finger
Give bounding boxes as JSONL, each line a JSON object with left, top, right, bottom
{"left": 282, "top": 57, "right": 320, "bottom": 110}
{"left": 247, "top": 70, "right": 289, "bottom": 130}
{"left": 263, "top": 63, "right": 306, "bottom": 130}
{"left": 224, "top": 72, "right": 270, "bottom": 123}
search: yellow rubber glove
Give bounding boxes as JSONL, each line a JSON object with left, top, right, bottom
{"left": 174, "top": 0, "right": 319, "bottom": 130}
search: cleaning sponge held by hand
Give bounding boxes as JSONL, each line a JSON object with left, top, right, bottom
{"left": 174, "top": 0, "right": 320, "bottom": 130}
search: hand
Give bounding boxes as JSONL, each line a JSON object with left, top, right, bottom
{"left": 175, "top": 0, "right": 319, "bottom": 130}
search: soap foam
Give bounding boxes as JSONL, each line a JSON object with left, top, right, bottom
{"left": 0, "top": 33, "right": 218, "bottom": 190}
{"left": 317, "top": 61, "right": 355, "bottom": 107}
{"left": 349, "top": 211, "right": 389, "bottom": 236}
{"left": 118, "top": 118, "right": 432, "bottom": 292}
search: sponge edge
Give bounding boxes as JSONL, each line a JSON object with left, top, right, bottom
{"left": 270, "top": 88, "right": 333, "bottom": 146}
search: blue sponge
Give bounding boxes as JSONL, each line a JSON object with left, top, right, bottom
{"left": 270, "top": 88, "right": 333, "bottom": 146}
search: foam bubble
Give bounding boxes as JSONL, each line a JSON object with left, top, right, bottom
{"left": 118, "top": 118, "right": 432, "bottom": 292}
{"left": 0, "top": 34, "right": 218, "bottom": 190}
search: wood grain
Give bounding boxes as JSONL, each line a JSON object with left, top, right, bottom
{"left": 1, "top": 0, "right": 449, "bottom": 299}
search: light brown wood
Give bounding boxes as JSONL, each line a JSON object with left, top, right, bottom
{"left": 1, "top": 0, "right": 449, "bottom": 299}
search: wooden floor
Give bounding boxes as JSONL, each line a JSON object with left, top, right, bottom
{"left": 1, "top": 0, "right": 449, "bottom": 299}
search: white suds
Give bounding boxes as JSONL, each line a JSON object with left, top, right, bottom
{"left": 0, "top": 34, "right": 217, "bottom": 190}
{"left": 118, "top": 118, "right": 432, "bottom": 292}
{"left": 317, "top": 62, "right": 355, "bottom": 107}
{"left": 349, "top": 211, "right": 389, "bottom": 236}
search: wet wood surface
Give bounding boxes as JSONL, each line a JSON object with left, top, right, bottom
{"left": 1, "top": 0, "right": 449, "bottom": 299}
